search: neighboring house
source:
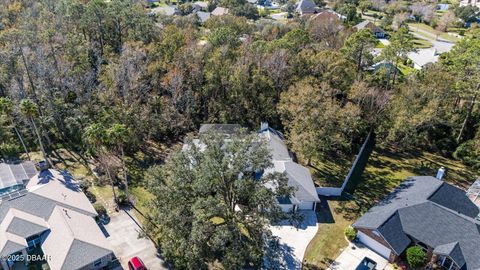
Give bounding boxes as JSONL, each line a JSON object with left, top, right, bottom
{"left": 353, "top": 176, "right": 480, "bottom": 270}
{"left": 194, "top": 11, "right": 211, "bottom": 23}
{"left": 258, "top": 123, "right": 320, "bottom": 211}
{"left": 354, "top": 20, "right": 386, "bottom": 38}
{"left": 0, "top": 169, "right": 114, "bottom": 270}
{"left": 368, "top": 61, "right": 400, "bottom": 74}
{"left": 192, "top": 1, "right": 208, "bottom": 12}
{"left": 193, "top": 123, "right": 320, "bottom": 212}
{"left": 211, "top": 6, "right": 229, "bottom": 16}
{"left": 199, "top": 123, "right": 241, "bottom": 134}
{"left": 467, "top": 179, "right": 480, "bottom": 212}
{"left": 145, "top": 0, "right": 159, "bottom": 6}
{"left": 437, "top": 3, "right": 450, "bottom": 10}
{"left": 151, "top": 5, "right": 179, "bottom": 16}
{"left": 309, "top": 9, "right": 345, "bottom": 22}
{"left": 408, "top": 48, "right": 439, "bottom": 69}
{"left": 296, "top": 0, "right": 318, "bottom": 15}
{"left": 460, "top": 0, "right": 480, "bottom": 8}
{"left": 0, "top": 161, "right": 37, "bottom": 195}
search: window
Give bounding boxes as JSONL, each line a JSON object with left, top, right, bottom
{"left": 93, "top": 259, "right": 102, "bottom": 267}
{"left": 26, "top": 235, "right": 41, "bottom": 249}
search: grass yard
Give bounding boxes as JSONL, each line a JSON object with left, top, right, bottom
{"left": 412, "top": 37, "right": 433, "bottom": 48}
{"left": 408, "top": 23, "right": 460, "bottom": 43}
{"left": 302, "top": 146, "right": 478, "bottom": 269}
{"left": 130, "top": 186, "right": 156, "bottom": 226}
{"left": 309, "top": 156, "right": 354, "bottom": 188}
{"left": 398, "top": 63, "right": 416, "bottom": 75}
{"left": 375, "top": 42, "right": 385, "bottom": 49}
{"left": 303, "top": 199, "right": 350, "bottom": 270}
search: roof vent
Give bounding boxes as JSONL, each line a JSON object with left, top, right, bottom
{"left": 436, "top": 167, "right": 445, "bottom": 180}
{"left": 260, "top": 122, "right": 269, "bottom": 131}
{"left": 63, "top": 209, "right": 71, "bottom": 219}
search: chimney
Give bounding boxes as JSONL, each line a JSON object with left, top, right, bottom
{"left": 436, "top": 167, "right": 445, "bottom": 180}
{"left": 260, "top": 122, "right": 269, "bottom": 131}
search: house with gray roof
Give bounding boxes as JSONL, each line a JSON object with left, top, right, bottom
{"left": 353, "top": 176, "right": 480, "bottom": 270}
{"left": 0, "top": 169, "right": 114, "bottom": 270}
{"left": 295, "top": 0, "right": 318, "bottom": 15}
{"left": 211, "top": 6, "right": 229, "bottom": 16}
{"left": 354, "top": 20, "right": 385, "bottom": 38}
{"left": 194, "top": 11, "right": 211, "bottom": 23}
{"left": 193, "top": 123, "right": 320, "bottom": 212}
{"left": 199, "top": 124, "right": 241, "bottom": 135}
{"left": 258, "top": 123, "right": 320, "bottom": 212}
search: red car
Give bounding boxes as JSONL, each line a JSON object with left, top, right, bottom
{"left": 128, "top": 257, "right": 147, "bottom": 270}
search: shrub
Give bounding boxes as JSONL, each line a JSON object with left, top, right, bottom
{"left": 94, "top": 203, "right": 107, "bottom": 217}
{"left": 79, "top": 180, "right": 91, "bottom": 192}
{"left": 85, "top": 190, "right": 97, "bottom": 203}
{"left": 345, "top": 226, "right": 357, "bottom": 241}
{"left": 406, "top": 246, "right": 426, "bottom": 268}
{"left": 115, "top": 192, "right": 129, "bottom": 206}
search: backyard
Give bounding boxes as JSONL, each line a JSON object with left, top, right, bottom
{"left": 302, "top": 146, "right": 478, "bottom": 269}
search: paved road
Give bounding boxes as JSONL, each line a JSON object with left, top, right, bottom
{"left": 102, "top": 210, "right": 168, "bottom": 270}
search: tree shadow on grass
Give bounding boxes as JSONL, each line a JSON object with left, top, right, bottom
{"left": 335, "top": 169, "right": 403, "bottom": 221}
{"left": 316, "top": 197, "right": 335, "bottom": 224}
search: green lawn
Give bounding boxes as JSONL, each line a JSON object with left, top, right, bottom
{"left": 375, "top": 42, "right": 385, "bottom": 49}
{"left": 412, "top": 37, "right": 433, "bottom": 49}
{"left": 130, "top": 186, "right": 155, "bottom": 225}
{"left": 303, "top": 147, "right": 478, "bottom": 269}
{"left": 408, "top": 23, "right": 461, "bottom": 43}
{"left": 398, "top": 63, "right": 416, "bottom": 75}
{"left": 309, "top": 156, "right": 353, "bottom": 188}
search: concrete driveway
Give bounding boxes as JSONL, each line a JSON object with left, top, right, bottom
{"left": 102, "top": 210, "right": 168, "bottom": 269}
{"left": 269, "top": 211, "right": 318, "bottom": 269}
{"left": 328, "top": 242, "right": 389, "bottom": 270}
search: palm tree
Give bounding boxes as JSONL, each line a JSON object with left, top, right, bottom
{"left": 0, "top": 97, "right": 30, "bottom": 159}
{"left": 19, "top": 99, "right": 50, "bottom": 166}
{"left": 106, "top": 123, "right": 131, "bottom": 204}
{"left": 84, "top": 123, "right": 118, "bottom": 206}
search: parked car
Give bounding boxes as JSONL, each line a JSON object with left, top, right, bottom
{"left": 128, "top": 257, "right": 147, "bottom": 270}
{"left": 355, "top": 257, "right": 377, "bottom": 270}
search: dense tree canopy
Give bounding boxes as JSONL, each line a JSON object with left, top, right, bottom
{"left": 0, "top": 0, "right": 479, "bottom": 267}
{"left": 145, "top": 132, "right": 292, "bottom": 269}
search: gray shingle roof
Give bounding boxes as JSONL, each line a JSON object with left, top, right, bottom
{"left": 284, "top": 162, "right": 320, "bottom": 202}
{"left": 377, "top": 212, "right": 410, "bottom": 254}
{"left": 354, "top": 176, "right": 480, "bottom": 269}
{"left": 0, "top": 193, "right": 58, "bottom": 222}
{"left": 261, "top": 128, "right": 320, "bottom": 204}
{"left": 199, "top": 124, "right": 241, "bottom": 134}
{"left": 435, "top": 242, "right": 465, "bottom": 268}
{"left": 0, "top": 241, "right": 26, "bottom": 257}
{"left": 6, "top": 217, "right": 49, "bottom": 238}
{"left": 0, "top": 169, "right": 113, "bottom": 270}
{"left": 354, "top": 21, "right": 384, "bottom": 34}
{"left": 296, "top": 0, "right": 317, "bottom": 13}
{"left": 429, "top": 183, "right": 479, "bottom": 217}
{"left": 61, "top": 240, "right": 112, "bottom": 270}
{"left": 354, "top": 176, "right": 443, "bottom": 229}
{"left": 196, "top": 11, "right": 210, "bottom": 23}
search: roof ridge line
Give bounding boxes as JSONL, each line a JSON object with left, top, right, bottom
{"left": 429, "top": 201, "right": 479, "bottom": 224}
